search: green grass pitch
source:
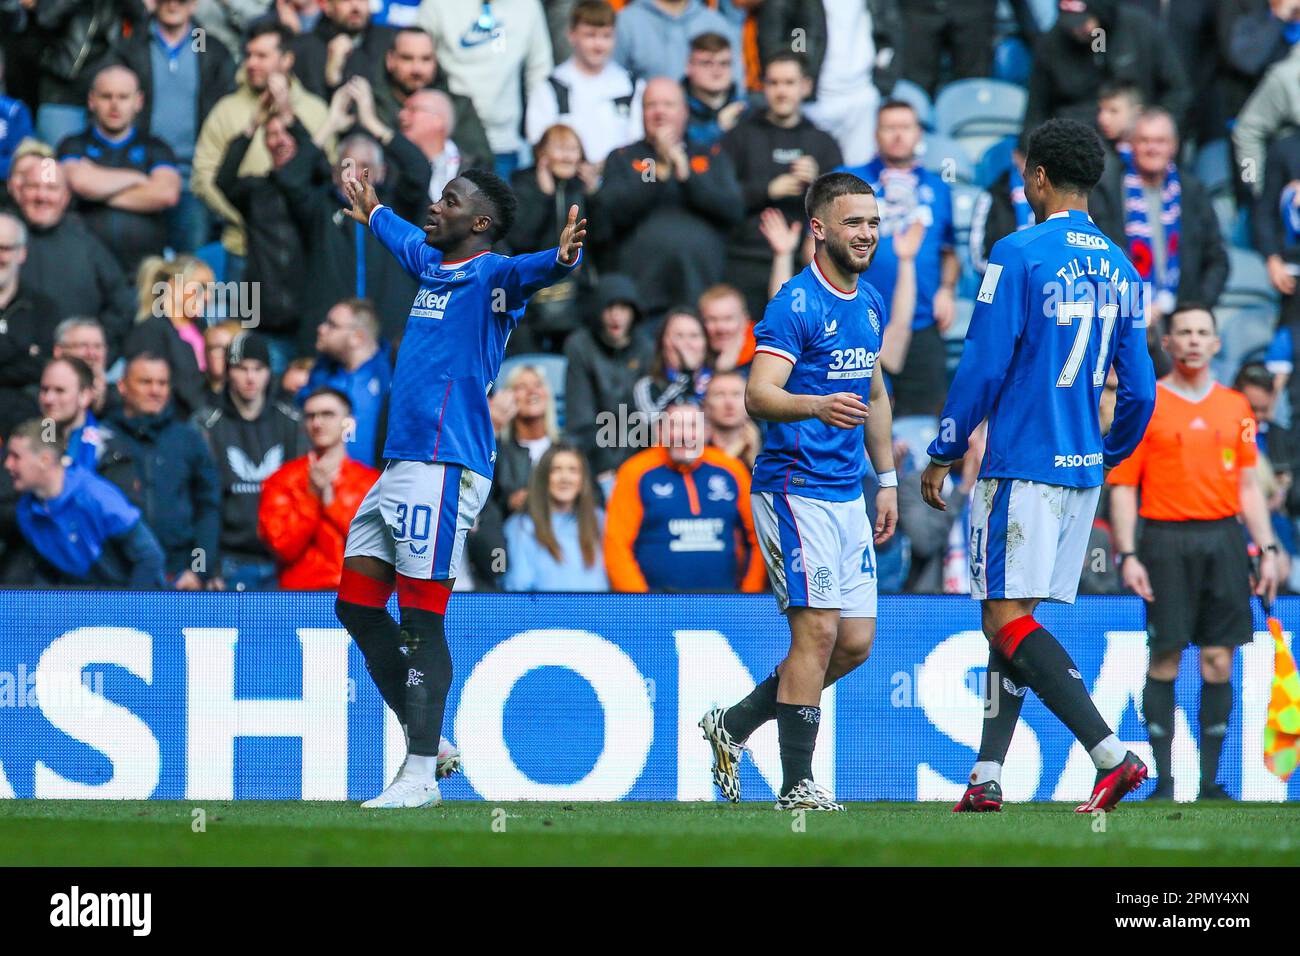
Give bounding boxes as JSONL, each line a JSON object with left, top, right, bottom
{"left": 1, "top": 800, "right": 1296, "bottom": 866}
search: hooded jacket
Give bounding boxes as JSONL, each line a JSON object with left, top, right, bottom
{"left": 16, "top": 462, "right": 165, "bottom": 587}
{"left": 0, "top": 284, "right": 57, "bottom": 440}
{"left": 98, "top": 405, "right": 221, "bottom": 578}
{"left": 194, "top": 386, "right": 308, "bottom": 564}
{"left": 563, "top": 273, "right": 654, "bottom": 476}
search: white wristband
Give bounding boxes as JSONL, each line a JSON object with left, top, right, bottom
{"left": 877, "top": 470, "right": 898, "bottom": 488}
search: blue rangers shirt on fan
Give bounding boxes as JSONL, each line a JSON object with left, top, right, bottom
{"left": 367, "top": 204, "right": 580, "bottom": 476}
{"left": 751, "top": 257, "right": 887, "bottom": 502}
{"left": 927, "top": 209, "right": 1156, "bottom": 487}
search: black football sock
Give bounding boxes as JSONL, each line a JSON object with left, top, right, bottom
{"left": 976, "top": 647, "right": 1029, "bottom": 766}
{"left": 998, "top": 620, "right": 1114, "bottom": 752}
{"left": 1199, "top": 680, "right": 1232, "bottom": 790}
{"left": 776, "top": 702, "right": 820, "bottom": 795}
{"left": 724, "top": 670, "right": 780, "bottom": 742}
{"left": 1142, "top": 676, "right": 1175, "bottom": 783}
{"left": 399, "top": 606, "right": 453, "bottom": 757}
{"left": 336, "top": 597, "right": 407, "bottom": 724}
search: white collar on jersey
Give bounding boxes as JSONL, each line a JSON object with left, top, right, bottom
{"left": 1047, "top": 209, "right": 1095, "bottom": 222}
{"left": 811, "top": 256, "right": 857, "bottom": 300}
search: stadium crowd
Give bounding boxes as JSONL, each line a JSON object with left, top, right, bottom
{"left": 0, "top": 0, "right": 1296, "bottom": 595}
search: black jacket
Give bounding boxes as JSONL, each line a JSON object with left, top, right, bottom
{"left": 32, "top": 0, "right": 147, "bottom": 104}
{"left": 373, "top": 71, "right": 494, "bottom": 175}
{"left": 215, "top": 130, "right": 311, "bottom": 337}
{"left": 1091, "top": 158, "right": 1229, "bottom": 309}
{"left": 507, "top": 168, "right": 592, "bottom": 336}
{"left": 0, "top": 285, "right": 58, "bottom": 440}
{"left": 1218, "top": 0, "right": 1285, "bottom": 124}
{"left": 273, "top": 121, "right": 419, "bottom": 349}
{"left": 124, "top": 315, "right": 209, "bottom": 421}
{"left": 721, "top": 111, "right": 843, "bottom": 265}
{"left": 1254, "top": 131, "right": 1300, "bottom": 264}
{"left": 563, "top": 274, "right": 655, "bottom": 476}
{"left": 101, "top": 16, "right": 237, "bottom": 146}
{"left": 291, "top": 19, "right": 398, "bottom": 101}
{"left": 593, "top": 139, "right": 744, "bottom": 320}
{"left": 969, "top": 168, "right": 1023, "bottom": 274}
{"left": 21, "top": 212, "right": 135, "bottom": 360}
{"left": 193, "top": 389, "right": 307, "bottom": 564}
{"left": 98, "top": 405, "right": 221, "bottom": 578}
{"left": 756, "top": 0, "right": 901, "bottom": 99}
{"left": 1024, "top": 0, "right": 1191, "bottom": 134}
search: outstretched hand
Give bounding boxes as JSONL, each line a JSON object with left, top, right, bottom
{"left": 559, "top": 204, "right": 587, "bottom": 265}
{"left": 341, "top": 165, "right": 380, "bottom": 226}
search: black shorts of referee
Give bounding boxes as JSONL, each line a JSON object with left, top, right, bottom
{"left": 1138, "top": 517, "right": 1253, "bottom": 653}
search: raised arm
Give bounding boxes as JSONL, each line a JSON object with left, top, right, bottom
{"left": 341, "top": 166, "right": 438, "bottom": 277}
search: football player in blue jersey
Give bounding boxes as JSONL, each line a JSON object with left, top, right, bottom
{"left": 920, "top": 119, "right": 1157, "bottom": 814}
{"left": 700, "top": 172, "right": 898, "bottom": 811}
{"left": 335, "top": 166, "right": 585, "bottom": 808}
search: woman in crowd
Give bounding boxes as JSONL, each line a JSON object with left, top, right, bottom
{"left": 203, "top": 319, "right": 243, "bottom": 407}
{"left": 504, "top": 443, "right": 608, "bottom": 592}
{"left": 631, "top": 306, "right": 716, "bottom": 417}
{"left": 506, "top": 123, "right": 597, "bottom": 354}
{"left": 125, "top": 255, "right": 213, "bottom": 419}
{"left": 493, "top": 364, "right": 562, "bottom": 515}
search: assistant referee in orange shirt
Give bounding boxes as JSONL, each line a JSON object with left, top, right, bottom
{"left": 1108, "top": 305, "right": 1284, "bottom": 801}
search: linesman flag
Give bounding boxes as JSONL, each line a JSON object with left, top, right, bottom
{"left": 1264, "top": 615, "right": 1300, "bottom": 781}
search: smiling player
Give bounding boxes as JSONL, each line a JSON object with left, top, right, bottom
{"left": 336, "top": 167, "right": 585, "bottom": 809}
{"left": 700, "top": 172, "right": 898, "bottom": 811}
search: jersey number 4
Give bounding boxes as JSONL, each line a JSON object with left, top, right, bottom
{"left": 1055, "top": 301, "right": 1119, "bottom": 388}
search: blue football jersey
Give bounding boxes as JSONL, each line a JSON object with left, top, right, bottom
{"left": 751, "top": 259, "right": 887, "bottom": 502}
{"left": 369, "top": 205, "right": 579, "bottom": 476}
{"left": 927, "top": 209, "right": 1156, "bottom": 487}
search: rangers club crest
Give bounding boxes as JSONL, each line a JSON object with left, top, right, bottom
{"left": 867, "top": 308, "right": 881, "bottom": 336}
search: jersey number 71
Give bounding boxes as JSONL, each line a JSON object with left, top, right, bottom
{"left": 1056, "top": 301, "right": 1119, "bottom": 388}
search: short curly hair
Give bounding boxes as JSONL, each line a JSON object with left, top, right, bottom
{"left": 1023, "top": 118, "right": 1105, "bottom": 195}
{"left": 460, "top": 167, "right": 518, "bottom": 241}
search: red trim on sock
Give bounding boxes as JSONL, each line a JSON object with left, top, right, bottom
{"left": 993, "top": 615, "right": 1039, "bottom": 657}
{"left": 338, "top": 567, "right": 393, "bottom": 608}
{"left": 396, "top": 575, "right": 451, "bottom": 614}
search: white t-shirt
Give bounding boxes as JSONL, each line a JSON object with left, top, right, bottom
{"left": 818, "top": 0, "right": 875, "bottom": 100}
{"left": 524, "top": 59, "right": 644, "bottom": 165}
{"left": 520, "top": 435, "right": 553, "bottom": 464}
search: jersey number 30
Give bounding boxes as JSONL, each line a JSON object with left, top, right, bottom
{"left": 1056, "top": 301, "right": 1119, "bottom": 388}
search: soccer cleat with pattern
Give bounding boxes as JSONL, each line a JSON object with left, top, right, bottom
{"left": 775, "top": 779, "right": 844, "bottom": 811}
{"left": 953, "top": 780, "right": 1003, "bottom": 812}
{"left": 699, "top": 707, "right": 746, "bottom": 802}
{"left": 1075, "top": 751, "right": 1147, "bottom": 813}
{"left": 436, "top": 737, "right": 461, "bottom": 780}
{"left": 361, "top": 775, "right": 442, "bottom": 809}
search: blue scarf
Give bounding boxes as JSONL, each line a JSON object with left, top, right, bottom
{"left": 1118, "top": 143, "right": 1180, "bottom": 309}
{"left": 1009, "top": 165, "right": 1034, "bottom": 231}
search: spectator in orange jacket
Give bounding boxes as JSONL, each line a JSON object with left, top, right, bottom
{"left": 258, "top": 386, "right": 379, "bottom": 589}
{"left": 605, "top": 401, "right": 765, "bottom": 593}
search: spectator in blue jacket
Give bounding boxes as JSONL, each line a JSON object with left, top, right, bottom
{"left": 98, "top": 352, "right": 222, "bottom": 589}
{"left": 5, "top": 418, "right": 165, "bottom": 589}
{"left": 297, "top": 297, "right": 391, "bottom": 468}
{"left": 504, "top": 442, "right": 608, "bottom": 592}
{"left": 38, "top": 356, "right": 100, "bottom": 472}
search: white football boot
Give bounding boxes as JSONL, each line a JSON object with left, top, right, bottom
{"left": 362, "top": 773, "right": 442, "bottom": 809}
